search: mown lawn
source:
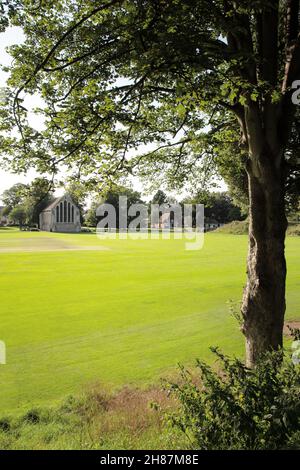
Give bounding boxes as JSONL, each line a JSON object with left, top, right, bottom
{"left": 0, "top": 228, "right": 299, "bottom": 415}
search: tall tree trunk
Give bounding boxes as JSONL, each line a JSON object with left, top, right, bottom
{"left": 241, "top": 150, "right": 288, "bottom": 367}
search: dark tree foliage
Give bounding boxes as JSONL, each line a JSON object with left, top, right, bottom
{"left": 184, "top": 190, "right": 244, "bottom": 223}
{"left": 86, "top": 184, "right": 143, "bottom": 227}
{"left": 151, "top": 190, "right": 169, "bottom": 206}
{"left": 1, "top": 178, "right": 54, "bottom": 225}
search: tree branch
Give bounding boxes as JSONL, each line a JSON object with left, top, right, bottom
{"left": 13, "top": 0, "right": 122, "bottom": 133}
{"left": 42, "top": 39, "right": 117, "bottom": 72}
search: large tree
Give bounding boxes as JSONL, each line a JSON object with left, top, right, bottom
{"left": 1, "top": 0, "right": 300, "bottom": 366}
{"left": 1, "top": 178, "right": 54, "bottom": 225}
{"left": 1, "top": 182, "right": 29, "bottom": 213}
{"left": 24, "top": 177, "right": 54, "bottom": 225}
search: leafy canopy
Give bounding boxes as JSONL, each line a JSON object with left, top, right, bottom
{"left": 0, "top": 0, "right": 299, "bottom": 203}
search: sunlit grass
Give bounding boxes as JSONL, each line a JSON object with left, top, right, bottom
{"left": 0, "top": 228, "right": 299, "bottom": 414}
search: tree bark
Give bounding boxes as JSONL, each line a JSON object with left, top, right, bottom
{"left": 241, "top": 150, "right": 288, "bottom": 367}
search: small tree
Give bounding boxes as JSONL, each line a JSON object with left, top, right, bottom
{"left": 1, "top": 179, "right": 53, "bottom": 226}
{"left": 151, "top": 190, "right": 169, "bottom": 206}
{"left": 1, "top": 183, "right": 29, "bottom": 214}
{"left": 9, "top": 205, "right": 27, "bottom": 229}
{"left": 25, "top": 178, "right": 54, "bottom": 226}
{"left": 64, "top": 181, "right": 87, "bottom": 224}
{"left": 84, "top": 200, "right": 100, "bottom": 228}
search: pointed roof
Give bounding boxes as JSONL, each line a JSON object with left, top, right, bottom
{"left": 41, "top": 194, "right": 76, "bottom": 212}
{"left": 41, "top": 197, "right": 63, "bottom": 212}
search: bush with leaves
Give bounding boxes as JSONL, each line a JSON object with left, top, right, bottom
{"left": 167, "top": 348, "right": 300, "bottom": 450}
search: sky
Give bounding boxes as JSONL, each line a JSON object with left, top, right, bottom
{"left": 0, "top": 26, "right": 226, "bottom": 205}
{"left": 0, "top": 27, "right": 44, "bottom": 203}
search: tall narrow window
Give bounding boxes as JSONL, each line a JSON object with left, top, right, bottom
{"left": 60, "top": 202, "right": 63, "bottom": 222}
{"left": 71, "top": 206, "right": 74, "bottom": 222}
{"left": 56, "top": 205, "right": 59, "bottom": 222}
{"left": 68, "top": 202, "right": 70, "bottom": 223}
{"left": 64, "top": 200, "right": 67, "bottom": 222}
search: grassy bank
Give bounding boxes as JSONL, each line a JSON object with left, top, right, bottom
{"left": 0, "top": 384, "right": 187, "bottom": 450}
{"left": 216, "top": 220, "right": 300, "bottom": 236}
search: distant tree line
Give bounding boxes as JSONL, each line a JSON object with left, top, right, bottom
{"left": 1, "top": 178, "right": 54, "bottom": 228}
{"left": 84, "top": 187, "right": 245, "bottom": 228}
{"left": 1, "top": 179, "right": 245, "bottom": 230}
{"left": 183, "top": 190, "right": 245, "bottom": 225}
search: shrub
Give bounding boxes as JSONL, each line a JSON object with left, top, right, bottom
{"left": 22, "top": 409, "right": 41, "bottom": 424}
{"left": 167, "top": 348, "right": 300, "bottom": 450}
{"left": 0, "top": 417, "right": 10, "bottom": 433}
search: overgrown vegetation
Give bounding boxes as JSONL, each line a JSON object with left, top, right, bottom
{"left": 1, "top": 319, "right": 300, "bottom": 450}
{"left": 0, "top": 386, "right": 186, "bottom": 450}
{"left": 167, "top": 348, "right": 300, "bottom": 450}
{"left": 2, "top": 346, "right": 300, "bottom": 450}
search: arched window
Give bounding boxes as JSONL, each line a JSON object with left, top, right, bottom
{"left": 60, "top": 202, "right": 63, "bottom": 222}
{"left": 56, "top": 205, "right": 59, "bottom": 222}
{"left": 67, "top": 202, "right": 70, "bottom": 223}
{"left": 64, "top": 200, "right": 67, "bottom": 222}
{"left": 71, "top": 206, "right": 74, "bottom": 222}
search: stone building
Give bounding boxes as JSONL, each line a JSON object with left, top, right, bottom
{"left": 39, "top": 194, "right": 81, "bottom": 232}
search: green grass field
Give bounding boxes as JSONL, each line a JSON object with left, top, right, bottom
{"left": 0, "top": 228, "right": 299, "bottom": 416}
